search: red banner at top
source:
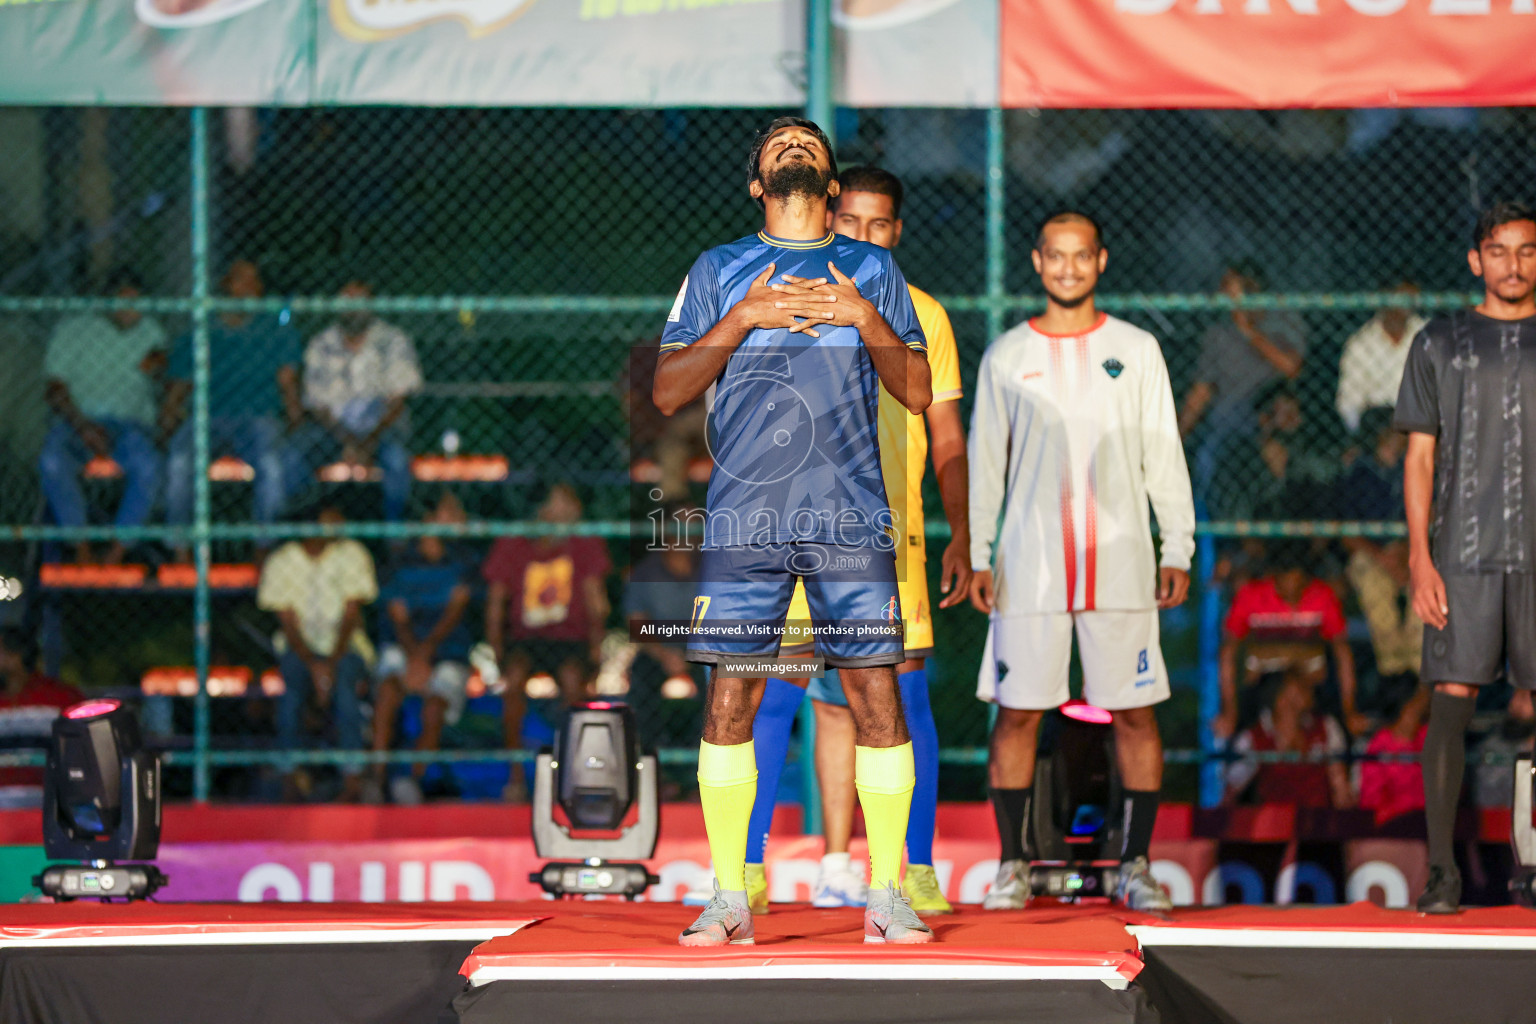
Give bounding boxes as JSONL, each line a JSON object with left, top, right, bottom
{"left": 1003, "top": 0, "right": 1536, "bottom": 109}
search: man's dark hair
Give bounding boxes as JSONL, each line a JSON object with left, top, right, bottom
{"left": 1227, "top": 258, "right": 1267, "bottom": 292}
{"left": 746, "top": 117, "right": 838, "bottom": 210}
{"left": 1033, "top": 211, "right": 1103, "bottom": 251}
{"left": 1252, "top": 380, "right": 1301, "bottom": 416}
{"left": 1265, "top": 539, "right": 1311, "bottom": 575}
{"left": 1358, "top": 406, "right": 1397, "bottom": 444}
{"left": 1473, "top": 201, "right": 1536, "bottom": 249}
{"left": 834, "top": 165, "right": 904, "bottom": 219}
{"left": 0, "top": 627, "right": 37, "bottom": 671}
{"left": 104, "top": 266, "right": 145, "bottom": 294}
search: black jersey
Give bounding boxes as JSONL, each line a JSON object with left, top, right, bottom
{"left": 1395, "top": 309, "right": 1536, "bottom": 574}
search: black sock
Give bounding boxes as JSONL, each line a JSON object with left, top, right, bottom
{"left": 991, "top": 787, "right": 1033, "bottom": 863}
{"left": 1423, "top": 690, "right": 1476, "bottom": 869}
{"left": 1121, "top": 788, "right": 1160, "bottom": 863}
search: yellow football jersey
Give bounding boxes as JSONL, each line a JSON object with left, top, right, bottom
{"left": 780, "top": 284, "right": 962, "bottom": 659}
{"left": 878, "top": 284, "right": 963, "bottom": 560}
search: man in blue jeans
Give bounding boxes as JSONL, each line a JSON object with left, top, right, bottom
{"left": 162, "top": 259, "right": 304, "bottom": 560}
{"left": 257, "top": 498, "right": 378, "bottom": 802}
{"left": 39, "top": 268, "right": 166, "bottom": 564}
{"left": 296, "top": 281, "right": 423, "bottom": 522}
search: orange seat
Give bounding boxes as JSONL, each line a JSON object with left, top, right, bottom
{"left": 156, "top": 563, "right": 259, "bottom": 590}
{"left": 412, "top": 454, "right": 509, "bottom": 482}
{"left": 140, "top": 666, "right": 285, "bottom": 698}
{"left": 39, "top": 563, "right": 148, "bottom": 589}
{"left": 208, "top": 455, "right": 255, "bottom": 482}
{"left": 82, "top": 456, "right": 124, "bottom": 480}
{"left": 317, "top": 461, "right": 384, "bottom": 483}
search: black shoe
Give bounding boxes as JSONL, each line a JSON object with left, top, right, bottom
{"left": 1417, "top": 864, "right": 1462, "bottom": 915}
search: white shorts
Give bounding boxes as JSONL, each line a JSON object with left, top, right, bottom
{"left": 376, "top": 644, "right": 472, "bottom": 727}
{"left": 976, "top": 610, "right": 1170, "bottom": 711}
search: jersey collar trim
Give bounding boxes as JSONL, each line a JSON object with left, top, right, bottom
{"left": 1028, "top": 311, "right": 1108, "bottom": 338}
{"left": 757, "top": 230, "right": 836, "bottom": 251}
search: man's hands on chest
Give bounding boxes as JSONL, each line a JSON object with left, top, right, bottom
{"left": 727, "top": 263, "right": 837, "bottom": 339}
{"left": 730, "top": 262, "right": 878, "bottom": 339}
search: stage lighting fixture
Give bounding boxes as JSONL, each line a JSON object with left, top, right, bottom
{"left": 1027, "top": 699, "right": 1124, "bottom": 902}
{"left": 33, "top": 698, "right": 166, "bottom": 901}
{"left": 530, "top": 701, "right": 659, "bottom": 899}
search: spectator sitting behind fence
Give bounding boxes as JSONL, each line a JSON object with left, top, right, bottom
{"left": 1217, "top": 540, "right": 1363, "bottom": 740}
{"left": 483, "top": 483, "right": 611, "bottom": 801}
{"left": 1346, "top": 534, "right": 1421, "bottom": 687}
{"left": 39, "top": 267, "right": 166, "bottom": 565}
{"left": 297, "top": 281, "right": 422, "bottom": 521}
{"left": 1225, "top": 668, "right": 1354, "bottom": 809}
{"left": 368, "top": 491, "right": 477, "bottom": 805}
{"left": 1335, "top": 280, "right": 1427, "bottom": 436}
{"left": 0, "top": 627, "right": 81, "bottom": 809}
{"left": 623, "top": 344, "right": 710, "bottom": 502}
{"left": 624, "top": 503, "right": 705, "bottom": 747}
{"left": 1335, "top": 407, "right": 1406, "bottom": 523}
{"left": 1178, "top": 262, "right": 1308, "bottom": 494}
{"left": 1207, "top": 383, "right": 1334, "bottom": 522}
{"left": 162, "top": 258, "right": 304, "bottom": 561}
{"left": 257, "top": 495, "right": 378, "bottom": 803}
{"left": 1358, "top": 676, "right": 1429, "bottom": 827}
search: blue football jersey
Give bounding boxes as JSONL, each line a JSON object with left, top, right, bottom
{"left": 659, "top": 230, "right": 926, "bottom": 549}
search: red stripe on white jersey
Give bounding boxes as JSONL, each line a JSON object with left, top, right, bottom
{"left": 1047, "top": 338, "right": 1077, "bottom": 609}
{"left": 1060, "top": 464, "right": 1077, "bottom": 612}
{"left": 1084, "top": 462, "right": 1098, "bottom": 612}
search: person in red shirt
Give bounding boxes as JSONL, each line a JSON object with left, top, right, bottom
{"left": 1358, "top": 677, "right": 1429, "bottom": 826}
{"left": 1216, "top": 541, "right": 1362, "bottom": 740}
{"left": 483, "top": 483, "right": 611, "bottom": 787}
{"left": 0, "top": 628, "right": 82, "bottom": 800}
{"left": 1225, "top": 668, "right": 1353, "bottom": 808}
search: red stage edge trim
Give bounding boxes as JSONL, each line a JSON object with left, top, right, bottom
{"left": 0, "top": 917, "right": 544, "bottom": 948}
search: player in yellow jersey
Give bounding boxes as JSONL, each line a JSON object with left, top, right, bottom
{"left": 740, "top": 166, "right": 971, "bottom": 915}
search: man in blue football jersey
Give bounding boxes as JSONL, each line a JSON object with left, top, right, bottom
{"left": 654, "top": 117, "right": 933, "bottom": 946}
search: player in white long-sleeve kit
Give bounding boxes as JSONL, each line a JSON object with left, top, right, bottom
{"left": 968, "top": 212, "right": 1195, "bottom": 912}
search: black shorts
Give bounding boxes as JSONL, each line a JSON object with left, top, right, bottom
{"left": 1422, "top": 573, "right": 1536, "bottom": 688}
{"left": 509, "top": 639, "right": 590, "bottom": 678}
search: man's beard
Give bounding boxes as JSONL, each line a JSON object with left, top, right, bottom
{"left": 1044, "top": 285, "right": 1092, "bottom": 309}
{"left": 762, "top": 161, "right": 832, "bottom": 205}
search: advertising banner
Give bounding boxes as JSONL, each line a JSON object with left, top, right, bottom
{"left": 5, "top": 0, "right": 1531, "bottom": 109}
{"left": 313, "top": 0, "right": 801, "bottom": 107}
{"left": 1002, "top": 0, "right": 1536, "bottom": 109}
{"left": 145, "top": 815, "right": 1434, "bottom": 909}
{"left": 0, "top": 0, "right": 309, "bottom": 105}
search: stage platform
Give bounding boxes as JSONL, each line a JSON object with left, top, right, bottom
{"left": 0, "top": 901, "right": 534, "bottom": 1024}
{"left": 455, "top": 902, "right": 1155, "bottom": 1024}
{"left": 1131, "top": 904, "right": 1536, "bottom": 1024}
{"left": 5, "top": 899, "right": 1536, "bottom": 1023}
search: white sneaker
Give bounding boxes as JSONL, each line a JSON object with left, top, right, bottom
{"left": 681, "top": 887, "right": 714, "bottom": 907}
{"left": 812, "top": 864, "right": 869, "bottom": 908}
{"left": 389, "top": 774, "right": 424, "bottom": 806}
{"left": 982, "top": 858, "right": 1029, "bottom": 910}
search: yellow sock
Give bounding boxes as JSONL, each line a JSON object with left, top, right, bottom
{"left": 855, "top": 742, "right": 915, "bottom": 891}
{"left": 697, "top": 740, "right": 757, "bottom": 892}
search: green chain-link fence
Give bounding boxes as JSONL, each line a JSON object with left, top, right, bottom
{"left": 0, "top": 104, "right": 1519, "bottom": 803}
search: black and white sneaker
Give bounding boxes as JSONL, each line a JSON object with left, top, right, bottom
{"left": 1417, "top": 864, "right": 1462, "bottom": 915}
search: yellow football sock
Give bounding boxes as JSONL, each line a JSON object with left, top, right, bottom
{"left": 697, "top": 740, "right": 757, "bottom": 892}
{"left": 855, "top": 742, "right": 916, "bottom": 891}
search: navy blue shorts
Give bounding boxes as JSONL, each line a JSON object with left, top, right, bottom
{"left": 686, "top": 542, "right": 904, "bottom": 669}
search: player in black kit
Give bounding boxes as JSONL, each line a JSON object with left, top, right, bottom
{"left": 1396, "top": 201, "right": 1536, "bottom": 913}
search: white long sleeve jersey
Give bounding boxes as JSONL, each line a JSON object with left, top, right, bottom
{"left": 969, "top": 313, "right": 1195, "bottom": 614}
